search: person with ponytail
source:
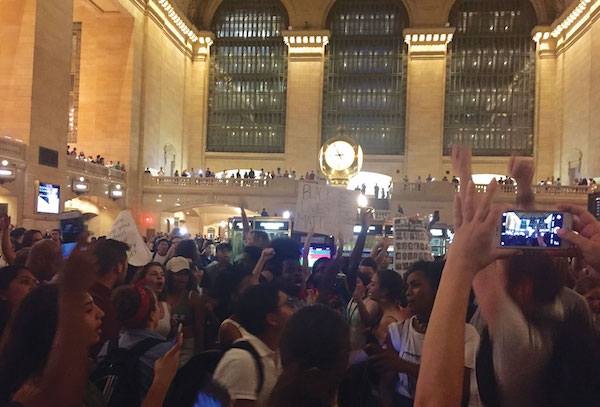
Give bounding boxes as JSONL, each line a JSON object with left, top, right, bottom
{"left": 267, "top": 305, "right": 349, "bottom": 407}
{"left": 98, "top": 285, "right": 172, "bottom": 400}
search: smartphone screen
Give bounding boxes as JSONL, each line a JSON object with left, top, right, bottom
{"left": 61, "top": 242, "right": 77, "bottom": 258}
{"left": 500, "top": 211, "right": 570, "bottom": 248}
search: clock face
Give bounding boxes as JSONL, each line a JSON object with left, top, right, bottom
{"left": 324, "top": 141, "right": 356, "bottom": 171}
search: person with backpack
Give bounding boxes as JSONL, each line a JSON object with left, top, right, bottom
{"left": 213, "top": 283, "right": 294, "bottom": 407}
{"left": 95, "top": 285, "right": 172, "bottom": 405}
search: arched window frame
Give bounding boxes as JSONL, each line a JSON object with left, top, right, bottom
{"left": 322, "top": 0, "right": 409, "bottom": 155}
{"left": 444, "top": 0, "right": 537, "bottom": 156}
{"left": 207, "top": 0, "right": 289, "bottom": 153}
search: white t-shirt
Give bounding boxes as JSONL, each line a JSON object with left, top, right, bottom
{"left": 152, "top": 252, "right": 168, "bottom": 265}
{"left": 388, "top": 316, "right": 480, "bottom": 400}
{"left": 213, "top": 333, "right": 282, "bottom": 406}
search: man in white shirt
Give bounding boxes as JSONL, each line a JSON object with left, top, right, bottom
{"left": 214, "top": 283, "right": 293, "bottom": 407}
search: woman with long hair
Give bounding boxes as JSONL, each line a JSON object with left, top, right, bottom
{"left": 367, "top": 269, "right": 409, "bottom": 344}
{"left": 0, "top": 285, "right": 104, "bottom": 405}
{"left": 133, "top": 262, "right": 172, "bottom": 338}
{"left": 0, "top": 265, "right": 38, "bottom": 336}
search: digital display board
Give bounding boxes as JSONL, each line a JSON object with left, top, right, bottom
{"left": 37, "top": 183, "right": 60, "bottom": 214}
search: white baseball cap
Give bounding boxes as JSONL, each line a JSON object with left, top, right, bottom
{"left": 166, "top": 256, "right": 191, "bottom": 273}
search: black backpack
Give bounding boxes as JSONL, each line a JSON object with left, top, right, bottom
{"left": 90, "top": 337, "right": 165, "bottom": 407}
{"left": 162, "top": 340, "right": 264, "bottom": 407}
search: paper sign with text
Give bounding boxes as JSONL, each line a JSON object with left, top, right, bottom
{"left": 294, "top": 182, "right": 359, "bottom": 239}
{"left": 108, "top": 210, "right": 152, "bottom": 267}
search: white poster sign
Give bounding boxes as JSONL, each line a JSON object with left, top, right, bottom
{"left": 108, "top": 210, "right": 152, "bottom": 267}
{"left": 295, "top": 182, "right": 359, "bottom": 239}
{"left": 393, "top": 217, "right": 434, "bottom": 275}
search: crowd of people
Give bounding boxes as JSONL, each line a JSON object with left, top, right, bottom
{"left": 156, "top": 167, "right": 318, "bottom": 182}
{"left": 67, "top": 145, "right": 126, "bottom": 172}
{"left": 1, "top": 146, "right": 600, "bottom": 407}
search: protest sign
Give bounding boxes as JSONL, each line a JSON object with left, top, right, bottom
{"left": 295, "top": 182, "right": 359, "bottom": 239}
{"left": 108, "top": 210, "right": 152, "bottom": 266}
{"left": 393, "top": 217, "right": 434, "bottom": 275}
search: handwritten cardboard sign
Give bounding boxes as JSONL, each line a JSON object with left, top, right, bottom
{"left": 294, "top": 182, "right": 359, "bottom": 239}
{"left": 108, "top": 210, "right": 152, "bottom": 267}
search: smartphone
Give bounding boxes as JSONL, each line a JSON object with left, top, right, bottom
{"left": 171, "top": 323, "right": 182, "bottom": 345}
{"left": 497, "top": 211, "right": 573, "bottom": 249}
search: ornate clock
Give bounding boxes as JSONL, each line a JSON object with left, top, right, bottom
{"left": 319, "top": 131, "right": 363, "bottom": 187}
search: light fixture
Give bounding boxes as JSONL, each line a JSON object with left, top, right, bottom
{"left": 156, "top": 0, "right": 202, "bottom": 44}
{"left": 0, "top": 161, "right": 16, "bottom": 183}
{"left": 357, "top": 194, "right": 368, "bottom": 208}
{"left": 551, "top": 0, "right": 593, "bottom": 38}
{"left": 110, "top": 184, "right": 124, "bottom": 200}
{"left": 72, "top": 180, "right": 89, "bottom": 194}
{"left": 282, "top": 210, "right": 291, "bottom": 219}
{"left": 220, "top": 221, "right": 227, "bottom": 228}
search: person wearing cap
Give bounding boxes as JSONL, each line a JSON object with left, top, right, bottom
{"left": 201, "top": 242, "right": 233, "bottom": 302}
{"left": 165, "top": 256, "right": 207, "bottom": 366}
{"left": 98, "top": 284, "right": 172, "bottom": 401}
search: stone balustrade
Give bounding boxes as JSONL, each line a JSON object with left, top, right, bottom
{"left": 147, "top": 175, "right": 270, "bottom": 188}
{"left": 66, "top": 156, "right": 126, "bottom": 181}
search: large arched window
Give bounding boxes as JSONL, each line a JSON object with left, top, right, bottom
{"left": 444, "top": 0, "right": 537, "bottom": 156}
{"left": 207, "top": 0, "right": 288, "bottom": 153}
{"left": 322, "top": 0, "right": 409, "bottom": 155}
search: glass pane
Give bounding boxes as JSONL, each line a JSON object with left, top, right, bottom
{"left": 207, "top": 0, "right": 288, "bottom": 153}
{"left": 322, "top": 0, "right": 408, "bottom": 155}
{"left": 444, "top": 0, "right": 537, "bottom": 156}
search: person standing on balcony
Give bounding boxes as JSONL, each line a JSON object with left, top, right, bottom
{"left": 309, "top": 171, "right": 315, "bottom": 180}
{"left": 361, "top": 183, "right": 366, "bottom": 194}
{"left": 70, "top": 147, "right": 77, "bottom": 157}
{"left": 174, "top": 170, "right": 179, "bottom": 177}
{"left": 374, "top": 184, "right": 380, "bottom": 199}
{"left": 426, "top": 174, "right": 432, "bottom": 182}
{"left": 249, "top": 168, "right": 255, "bottom": 179}
{"left": 158, "top": 167, "right": 165, "bottom": 175}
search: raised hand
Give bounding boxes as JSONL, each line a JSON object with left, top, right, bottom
{"left": 60, "top": 234, "right": 99, "bottom": 292}
{"left": 557, "top": 204, "right": 600, "bottom": 272}
{"left": 360, "top": 208, "right": 373, "bottom": 228}
{"left": 449, "top": 180, "right": 520, "bottom": 275}
{"left": 260, "top": 247, "right": 276, "bottom": 262}
{"left": 508, "top": 155, "right": 535, "bottom": 210}
{"left": 153, "top": 333, "right": 183, "bottom": 386}
{"left": 0, "top": 213, "right": 10, "bottom": 233}
{"left": 451, "top": 144, "right": 473, "bottom": 194}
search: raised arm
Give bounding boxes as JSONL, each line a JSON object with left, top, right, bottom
{"left": 1, "top": 214, "right": 15, "bottom": 265}
{"left": 20, "top": 238, "right": 99, "bottom": 407}
{"left": 316, "top": 235, "right": 345, "bottom": 305}
{"left": 301, "top": 229, "right": 314, "bottom": 279}
{"left": 346, "top": 209, "right": 372, "bottom": 293}
{"left": 240, "top": 205, "right": 251, "bottom": 240}
{"left": 415, "top": 181, "right": 518, "bottom": 407}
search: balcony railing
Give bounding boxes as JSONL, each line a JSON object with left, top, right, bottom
{"left": 66, "top": 156, "right": 126, "bottom": 181}
{"left": 0, "top": 138, "right": 26, "bottom": 161}
{"left": 147, "top": 175, "right": 271, "bottom": 188}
